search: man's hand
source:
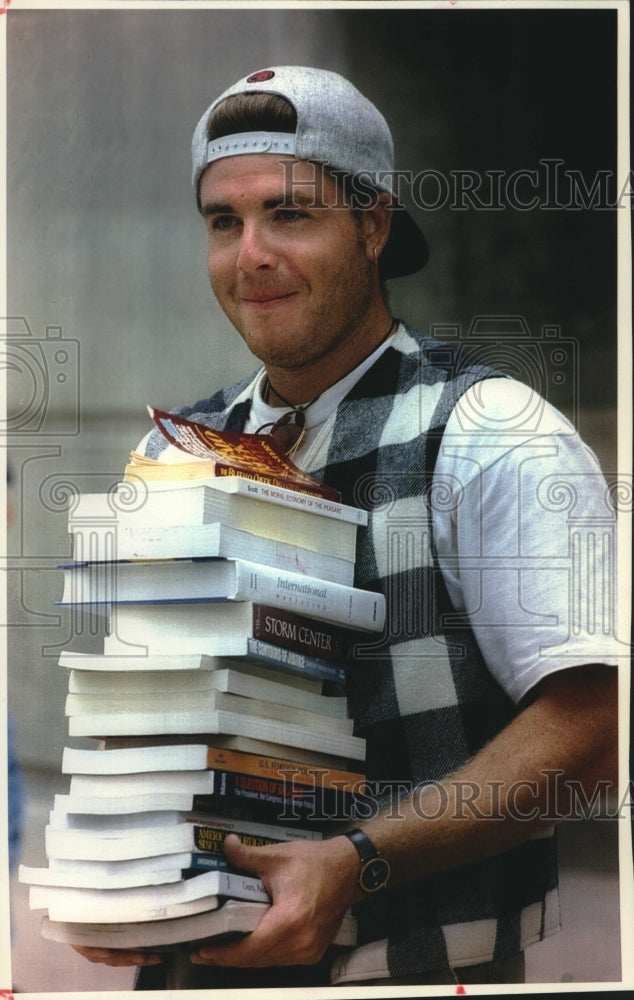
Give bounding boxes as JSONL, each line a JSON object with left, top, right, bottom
{"left": 71, "top": 945, "right": 164, "bottom": 967}
{"left": 69, "top": 832, "right": 360, "bottom": 970}
{"left": 190, "top": 832, "right": 361, "bottom": 967}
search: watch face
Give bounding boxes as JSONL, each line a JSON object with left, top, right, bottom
{"left": 359, "top": 857, "right": 390, "bottom": 892}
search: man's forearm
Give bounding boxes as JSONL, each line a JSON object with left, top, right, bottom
{"left": 336, "top": 664, "right": 618, "bottom": 893}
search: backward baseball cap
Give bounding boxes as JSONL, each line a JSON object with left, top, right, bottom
{"left": 191, "top": 66, "right": 429, "bottom": 279}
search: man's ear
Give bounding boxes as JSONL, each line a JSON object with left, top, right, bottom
{"left": 361, "top": 191, "right": 394, "bottom": 264}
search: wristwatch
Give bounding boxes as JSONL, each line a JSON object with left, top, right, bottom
{"left": 344, "top": 828, "right": 391, "bottom": 893}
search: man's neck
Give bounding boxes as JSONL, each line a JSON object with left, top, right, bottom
{"left": 263, "top": 307, "right": 395, "bottom": 407}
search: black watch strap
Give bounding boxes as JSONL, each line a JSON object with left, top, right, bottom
{"left": 344, "top": 828, "right": 391, "bottom": 893}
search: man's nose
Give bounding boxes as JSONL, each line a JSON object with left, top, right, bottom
{"left": 236, "top": 222, "right": 277, "bottom": 272}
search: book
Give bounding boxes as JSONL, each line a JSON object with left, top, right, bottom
{"left": 100, "top": 733, "right": 352, "bottom": 772}
{"left": 105, "top": 603, "right": 354, "bottom": 674}
{"left": 66, "top": 707, "right": 364, "bottom": 760}
{"left": 70, "top": 520, "right": 355, "bottom": 586}
{"left": 44, "top": 812, "right": 318, "bottom": 863}
{"left": 58, "top": 557, "right": 386, "bottom": 633}
{"left": 71, "top": 476, "right": 364, "bottom": 563}
{"left": 65, "top": 663, "right": 323, "bottom": 697}
{"left": 19, "top": 857, "right": 189, "bottom": 891}
{"left": 61, "top": 743, "right": 365, "bottom": 790}
{"left": 29, "top": 868, "right": 271, "bottom": 923}
{"left": 144, "top": 405, "right": 343, "bottom": 502}
{"left": 33, "top": 890, "right": 222, "bottom": 926}
{"left": 40, "top": 897, "right": 357, "bottom": 950}
{"left": 53, "top": 791, "right": 205, "bottom": 816}
{"left": 47, "top": 807, "right": 182, "bottom": 831}
{"left": 65, "top": 689, "right": 353, "bottom": 735}
{"left": 50, "top": 788, "right": 353, "bottom": 827}
{"left": 64, "top": 667, "right": 347, "bottom": 719}
{"left": 190, "top": 772, "right": 357, "bottom": 828}
{"left": 48, "top": 853, "right": 193, "bottom": 875}
{"left": 55, "top": 744, "right": 366, "bottom": 824}
{"left": 65, "top": 770, "right": 220, "bottom": 798}
{"left": 59, "top": 646, "right": 333, "bottom": 690}
{"left": 66, "top": 701, "right": 366, "bottom": 760}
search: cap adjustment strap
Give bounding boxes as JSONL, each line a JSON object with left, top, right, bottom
{"left": 206, "top": 131, "right": 297, "bottom": 166}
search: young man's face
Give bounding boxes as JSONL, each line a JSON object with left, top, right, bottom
{"left": 199, "top": 155, "right": 384, "bottom": 376}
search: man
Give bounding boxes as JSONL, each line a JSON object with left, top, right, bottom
{"left": 75, "top": 66, "right": 618, "bottom": 988}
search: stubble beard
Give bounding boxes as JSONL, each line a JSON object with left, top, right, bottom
{"left": 233, "top": 257, "right": 377, "bottom": 374}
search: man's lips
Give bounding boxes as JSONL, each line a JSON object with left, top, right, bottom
{"left": 241, "top": 291, "right": 297, "bottom": 304}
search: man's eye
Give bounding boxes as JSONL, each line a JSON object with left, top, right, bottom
{"left": 276, "top": 209, "right": 307, "bottom": 222}
{"left": 211, "top": 216, "right": 237, "bottom": 231}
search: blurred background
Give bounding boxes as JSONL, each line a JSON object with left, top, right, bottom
{"left": 2, "top": 4, "right": 626, "bottom": 991}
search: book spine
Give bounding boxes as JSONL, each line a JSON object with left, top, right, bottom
{"left": 191, "top": 825, "right": 282, "bottom": 857}
{"left": 213, "top": 870, "right": 271, "bottom": 903}
{"left": 234, "top": 562, "right": 385, "bottom": 632}
{"left": 203, "top": 746, "right": 365, "bottom": 793}
{"left": 246, "top": 636, "right": 346, "bottom": 684}
{"left": 251, "top": 606, "right": 351, "bottom": 665}
{"left": 186, "top": 853, "right": 230, "bottom": 873}
{"left": 192, "top": 770, "right": 356, "bottom": 825}
{"left": 209, "top": 475, "right": 367, "bottom": 525}
{"left": 213, "top": 463, "right": 341, "bottom": 503}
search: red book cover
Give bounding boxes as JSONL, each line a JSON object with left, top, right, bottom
{"left": 148, "top": 407, "right": 342, "bottom": 503}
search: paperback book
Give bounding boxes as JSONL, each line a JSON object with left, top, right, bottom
{"left": 104, "top": 603, "right": 355, "bottom": 677}
{"left": 29, "top": 868, "right": 271, "bottom": 923}
{"left": 64, "top": 667, "right": 347, "bottom": 719}
{"left": 145, "top": 405, "right": 342, "bottom": 502}
{"left": 70, "top": 520, "right": 355, "bottom": 585}
{"left": 41, "top": 897, "right": 357, "bottom": 950}
{"left": 70, "top": 475, "right": 363, "bottom": 563}
{"left": 43, "top": 810, "right": 319, "bottom": 863}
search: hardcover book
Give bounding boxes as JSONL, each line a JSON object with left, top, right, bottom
{"left": 58, "top": 557, "right": 386, "bottom": 632}
{"left": 60, "top": 639, "right": 345, "bottom": 686}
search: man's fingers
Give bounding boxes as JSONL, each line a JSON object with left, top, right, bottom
{"left": 72, "top": 945, "right": 164, "bottom": 966}
{"left": 222, "top": 832, "right": 249, "bottom": 864}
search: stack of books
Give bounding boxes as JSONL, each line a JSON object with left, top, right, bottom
{"left": 20, "top": 414, "right": 384, "bottom": 954}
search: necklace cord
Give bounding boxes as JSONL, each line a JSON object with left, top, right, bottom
{"left": 264, "top": 318, "right": 396, "bottom": 413}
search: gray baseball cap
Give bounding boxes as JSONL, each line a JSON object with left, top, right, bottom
{"left": 191, "top": 66, "right": 428, "bottom": 279}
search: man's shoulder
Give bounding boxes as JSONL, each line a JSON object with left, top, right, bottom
{"left": 177, "top": 370, "right": 258, "bottom": 418}
{"left": 395, "top": 321, "right": 505, "bottom": 376}
{"left": 141, "top": 369, "right": 259, "bottom": 459}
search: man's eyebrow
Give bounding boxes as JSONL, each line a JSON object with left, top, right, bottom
{"left": 200, "top": 201, "right": 234, "bottom": 218}
{"left": 201, "top": 191, "right": 318, "bottom": 217}
{"left": 272, "top": 190, "right": 317, "bottom": 208}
